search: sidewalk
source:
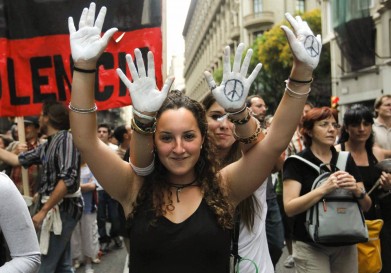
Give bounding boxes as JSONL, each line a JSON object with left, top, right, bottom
{"left": 275, "top": 246, "right": 296, "bottom": 273}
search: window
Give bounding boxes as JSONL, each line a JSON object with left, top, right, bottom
{"left": 254, "top": 0, "right": 262, "bottom": 14}
{"left": 359, "top": 0, "right": 374, "bottom": 10}
{"left": 296, "top": 0, "right": 305, "bottom": 13}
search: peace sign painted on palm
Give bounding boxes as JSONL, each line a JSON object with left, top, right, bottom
{"left": 204, "top": 43, "right": 262, "bottom": 113}
{"left": 281, "top": 13, "right": 322, "bottom": 71}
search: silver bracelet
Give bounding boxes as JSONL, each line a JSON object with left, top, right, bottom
{"left": 68, "top": 103, "right": 98, "bottom": 114}
{"left": 285, "top": 83, "right": 311, "bottom": 99}
{"left": 129, "top": 156, "right": 155, "bottom": 176}
{"left": 132, "top": 108, "right": 156, "bottom": 122}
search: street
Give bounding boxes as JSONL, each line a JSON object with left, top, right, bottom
{"left": 76, "top": 246, "right": 127, "bottom": 273}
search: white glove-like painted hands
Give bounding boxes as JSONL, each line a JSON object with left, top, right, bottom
{"left": 204, "top": 43, "right": 262, "bottom": 113}
{"left": 116, "top": 49, "right": 174, "bottom": 113}
{"left": 68, "top": 2, "right": 118, "bottom": 63}
{"left": 281, "top": 13, "right": 322, "bottom": 71}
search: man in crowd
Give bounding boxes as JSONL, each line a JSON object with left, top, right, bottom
{"left": 246, "top": 95, "right": 268, "bottom": 128}
{"left": 113, "top": 124, "right": 132, "bottom": 160}
{"left": 96, "top": 123, "right": 123, "bottom": 252}
{"left": 373, "top": 94, "right": 391, "bottom": 149}
{"left": 0, "top": 100, "right": 82, "bottom": 272}
{"left": 5, "top": 116, "right": 43, "bottom": 197}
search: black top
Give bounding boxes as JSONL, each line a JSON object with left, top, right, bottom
{"left": 283, "top": 147, "right": 362, "bottom": 243}
{"left": 128, "top": 198, "right": 231, "bottom": 273}
{"left": 341, "top": 143, "right": 391, "bottom": 221}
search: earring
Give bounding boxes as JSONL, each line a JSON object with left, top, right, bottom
{"left": 200, "top": 145, "right": 203, "bottom": 149}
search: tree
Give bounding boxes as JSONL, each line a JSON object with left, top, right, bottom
{"left": 251, "top": 9, "right": 331, "bottom": 112}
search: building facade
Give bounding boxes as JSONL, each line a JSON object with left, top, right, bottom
{"left": 182, "top": 0, "right": 320, "bottom": 101}
{"left": 321, "top": 0, "right": 391, "bottom": 114}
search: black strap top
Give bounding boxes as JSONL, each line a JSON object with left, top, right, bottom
{"left": 341, "top": 143, "right": 381, "bottom": 219}
{"left": 127, "top": 198, "right": 231, "bottom": 273}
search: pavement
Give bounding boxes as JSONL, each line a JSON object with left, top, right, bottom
{"left": 275, "top": 246, "right": 296, "bottom": 273}
{"left": 75, "top": 245, "right": 127, "bottom": 273}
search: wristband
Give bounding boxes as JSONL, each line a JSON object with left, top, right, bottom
{"left": 73, "top": 66, "right": 97, "bottom": 73}
{"left": 356, "top": 187, "right": 367, "bottom": 200}
{"left": 288, "top": 77, "right": 313, "bottom": 84}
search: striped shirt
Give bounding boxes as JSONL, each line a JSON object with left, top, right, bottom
{"left": 18, "top": 130, "right": 83, "bottom": 219}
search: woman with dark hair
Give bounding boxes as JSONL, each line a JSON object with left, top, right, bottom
{"left": 68, "top": 3, "right": 322, "bottom": 272}
{"left": 201, "top": 93, "right": 273, "bottom": 273}
{"left": 336, "top": 104, "right": 391, "bottom": 273}
{"left": 283, "top": 107, "right": 371, "bottom": 273}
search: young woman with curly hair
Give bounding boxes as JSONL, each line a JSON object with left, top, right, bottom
{"left": 68, "top": 3, "right": 322, "bottom": 272}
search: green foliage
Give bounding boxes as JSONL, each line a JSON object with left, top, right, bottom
{"left": 250, "top": 9, "right": 331, "bottom": 112}
{"left": 213, "top": 66, "right": 223, "bottom": 84}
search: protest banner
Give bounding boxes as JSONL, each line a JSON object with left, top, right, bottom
{"left": 0, "top": 0, "right": 163, "bottom": 117}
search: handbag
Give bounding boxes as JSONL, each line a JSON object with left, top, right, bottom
{"left": 357, "top": 219, "right": 383, "bottom": 273}
{"left": 288, "top": 152, "right": 368, "bottom": 245}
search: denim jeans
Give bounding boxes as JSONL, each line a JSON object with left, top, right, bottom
{"left": 38, "top": 210, "right": 78, "bottom": 273}
{"left": 97, "top": 190, "right": 121, "bottom": 243}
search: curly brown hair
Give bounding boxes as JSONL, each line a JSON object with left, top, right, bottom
{"left": 129, "top": 90, "right": 234, "bottom": 229}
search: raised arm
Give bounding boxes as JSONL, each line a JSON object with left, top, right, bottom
{"left": 68, "top": 3, "right": 131, "bottom": 202}
{"left": 0, "top": 148, "right": 21, "bottom": 166}
{"left": 116, "top": 50, "right": 173, "bottom": 182}
{"left": 215, "top": 14, "right": 322, "bottom": 204}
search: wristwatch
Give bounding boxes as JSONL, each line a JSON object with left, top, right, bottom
{"left": 356, "top": 187, "right": 367, "bottom": 200}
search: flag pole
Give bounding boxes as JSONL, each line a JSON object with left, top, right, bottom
{"left": 16, "top": 116, "right": 30, "bottom": 198}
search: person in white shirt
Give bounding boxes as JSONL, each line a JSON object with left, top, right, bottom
{"left": 0, "top": 172, "right": 41, "bottom": 272}
{"left": 373, "top": 94, "right": 391, "bottom": 150}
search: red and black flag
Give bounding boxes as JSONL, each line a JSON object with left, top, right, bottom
{"left": 0, "top": 0, "right": 163, "bottom": 117}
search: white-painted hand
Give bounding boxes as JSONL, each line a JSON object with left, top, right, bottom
{"left": 117, "top": 49, "right": 174, "bottom": 113}
{"left": 68, "top": 2, "right": 118, "bottom": 62}
{"left": 203, "top": 43, "right": 262, "bottom": 113}
{"left": 281, "top": 13, "right": 322, "bottom": 71}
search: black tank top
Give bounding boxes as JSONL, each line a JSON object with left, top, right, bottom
{"left": 127, "top": 198, "right": 231, "bottom": 273}
{"left": 341, "top": 143, "right": 381, "bottom": 219}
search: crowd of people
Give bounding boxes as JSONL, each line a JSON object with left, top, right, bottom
{"left": 0, "top": 2, "right": 390, "bottom": 273}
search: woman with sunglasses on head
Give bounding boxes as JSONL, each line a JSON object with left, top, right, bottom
{"left": 201, "top": 93, "right": 274, "bottom": 273}
{"left": 336, "top": 104, "right": 391, "bottom": 273}
{"left": 68, "top": 3, "right": 322, "bottom": 272}
{"left": 282, "top": 107, "right": 371, "bottom": 273}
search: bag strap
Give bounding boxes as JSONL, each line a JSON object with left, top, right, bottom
{"left": 336, "top": 151, "right": 349, "bottom": 171}
{"left": 231, "top": 209, "right": 241, "bottom": 264}
{"left": 288, "top": 155, "right": 320, "bottom": 173}
{"left": 288, "top": 151, "right": 350, "bottom": 173}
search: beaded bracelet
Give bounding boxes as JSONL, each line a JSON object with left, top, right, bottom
{"left": 228, "top": 108, "right": 251, "bottom": 125}
{"left": 68, "top": 103, "right": 98, "bottom": 114}
{"left": 131, "top": 118, "right": 156, "bottom": 135}
{"left": 233, "top": 119, "right": 262, "bottom": 144}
